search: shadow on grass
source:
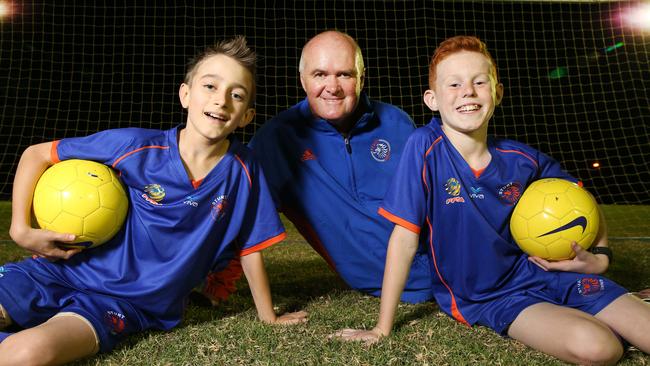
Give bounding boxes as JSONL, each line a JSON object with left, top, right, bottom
{"left": 393, "top": 301, "right": 440, "bottom": 332}
{"left": 183, "top": 249, "right": 351, "bottom": 323}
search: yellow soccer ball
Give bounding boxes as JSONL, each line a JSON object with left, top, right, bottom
{"left": 510, "top": 178, "right": 599, "bottom": 260}
{"left": 32, "top": 159, "right": 129, "bottom": 249}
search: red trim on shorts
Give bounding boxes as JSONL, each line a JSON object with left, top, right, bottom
{"left": 202, "top": 258, "right": 243, "bottom": 303}
{"left": 378, "top": 207, "right": 420, "bottom": 235}
{"left": 240, "top": 232, "right": 286, "bottom": 256}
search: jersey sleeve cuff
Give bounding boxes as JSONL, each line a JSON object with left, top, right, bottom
{"left": 51, "top": 140, "right": 61, "bottom": 163}
{"left": 239, "top": 232, "right": 286, "bottom": 256}
{"left": 378, "top": 207, "right": 421, "bottom": 234}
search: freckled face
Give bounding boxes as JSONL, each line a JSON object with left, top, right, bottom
{"left": 424, "top": 51, "right": 503, "bottom": 135}
{"left": 179, "top": 54, "right": 255, "bottom": 142}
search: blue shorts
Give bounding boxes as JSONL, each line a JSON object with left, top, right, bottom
{"left": 0, "top": 261, "right": 145, "bottom": 353}
{"left": 475, "top": 271, "right": 628, "bottom": 336}
{"left": 0, "top": 331, "right": 11, "bottom": 343}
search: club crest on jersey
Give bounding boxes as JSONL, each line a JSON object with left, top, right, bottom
{"left": 577, "top": 277, "right": 605, "bottom": 296}
{"left": 142, "top": 184, "right": 165, "bottom": 205}
{"left": 498, "top": 181, "right": 523, "bottom": 205}
{"left": 0, "top": 266, "right": 8, "bottom": 278}
{"left": 444, "top": 177, "right": 465, "bottom": 205}
{"left": 370, "top": 139, "right": 391, "bottom": 162}
{"left": 211, "top": 195, "right": 229, "bottom": 221}
{"left": 104, "top": 310, "right": 126, "bottom": 335}
{"left": 469, "top": 186, "right": 485, "bottom": 200}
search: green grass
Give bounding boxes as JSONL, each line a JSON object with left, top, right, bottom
{"left": 0, "top": 201, "right": 648, "bottom": 365}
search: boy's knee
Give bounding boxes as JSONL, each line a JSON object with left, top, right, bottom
{"left": 566, "top": 327, "right": 623, "bottom": 365}
{"left": 571, "top": 343, "right": 622, "bottom": 366}
{"left": 0, "top": 334, "right": 57, "bottom": 366}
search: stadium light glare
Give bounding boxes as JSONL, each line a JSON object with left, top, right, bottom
{"left": 620, "top": 2, "right": 650, "bottom": 31}
{"left": 0, "top": 1, "right": 14, "bottom": 19}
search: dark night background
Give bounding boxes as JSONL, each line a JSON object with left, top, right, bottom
{"left": 0, "top": 1, "right": 648, "bottom": 203}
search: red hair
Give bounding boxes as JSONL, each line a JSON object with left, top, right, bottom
{"left": 428, "top": 36, "right": 499, "bottom": 89}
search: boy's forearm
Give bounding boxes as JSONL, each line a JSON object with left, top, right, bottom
{"left": 375, "top": 225, "right": 420, "bottom": 336}
{"left": 10, "top": 143, "right": 53, "bottom": 239}
{"left": 592, "top": 205, "right": 608, "bottom": 248}
{"left": 240, "top": 251, "right": 277, "bottom": 323}
{"left": 589, "top": 206, "right": 610, "bottom": 272}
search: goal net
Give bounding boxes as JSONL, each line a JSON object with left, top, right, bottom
{"left": 1, "top": 1, "right": 648, "bottom": 212}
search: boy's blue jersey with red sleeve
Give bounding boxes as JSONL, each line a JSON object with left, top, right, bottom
{"left": 249, "top": 93, "right": 434, "bottom": 303}
{"left": 380, "top": 118, "right": 580, "bottom": 325}
{"left": 34, "top": 126, "right": 284, "bottom": 330}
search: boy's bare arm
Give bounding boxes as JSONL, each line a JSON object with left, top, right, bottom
{"left": 240, "top": 251, "right": 308, "bottom": 325}
{"left": 331, "top": 224, "right": 419, "bottom": 344}
{"left": 9, "top": 142, "right": 80, "bottom": 260}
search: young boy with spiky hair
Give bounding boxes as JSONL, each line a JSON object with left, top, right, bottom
{"left": 334, "top": 36, "right": 650, "bottom": 365}
{"left": 0, "top": 36, "right": 306, "bottom": 365}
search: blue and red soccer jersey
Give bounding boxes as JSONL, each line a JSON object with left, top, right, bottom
{"left": 250, "top": 93, "right": 434, "bottom": 303}
{"left": 380, "top": 118, "right": 626, "bottom": 329}
{"left": 0, "top": 127, "right": 285, "bottom": 345}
